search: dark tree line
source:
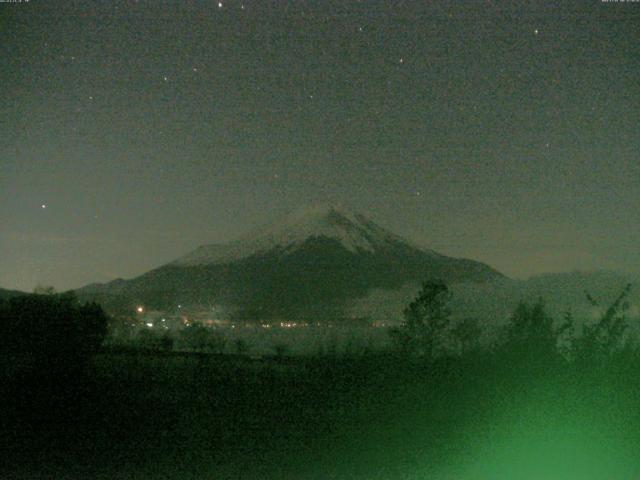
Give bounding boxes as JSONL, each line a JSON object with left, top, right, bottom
{"left": 389, "top": 279, "right": 635, "bottom": 366}
{"left": 0, "top": 291, "right": 108, "bottom": 380}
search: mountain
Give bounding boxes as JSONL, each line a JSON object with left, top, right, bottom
{"left": 78, "top": 204, "right": 504, "bottom": 320}
{"left": 0, "top": 287, "right": 26, "bottom": 300}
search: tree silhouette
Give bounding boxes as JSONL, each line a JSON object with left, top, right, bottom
{"left": 507, "top": 300, "right": 554, "bottom": 351}
{"left": 575, "top": 283, "right": 632, "bottom": 363}
{"left": 452, "top": 317, "right": 483, "bottom": 355}
{"left": 0, "top": 292, "right": 108, "bottom": 379}
{"left": 390, "top": 280, "right": 452, "bottom": 358}
{"left": 499, "top": 298, "right": 572, "bottom": 368}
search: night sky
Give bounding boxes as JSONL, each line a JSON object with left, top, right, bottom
{"left": 1, "top": 0, "right": 638, "bottom": 291}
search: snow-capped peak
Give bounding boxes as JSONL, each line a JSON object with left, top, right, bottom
{"left": 172, "top": 204, "right": 426, "bottom": 266}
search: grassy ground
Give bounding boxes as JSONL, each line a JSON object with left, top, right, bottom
{"left": 3, "top": 350, "right": 640, "bottom": 479}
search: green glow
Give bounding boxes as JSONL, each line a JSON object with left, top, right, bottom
{"left": 427, "top": 379, "right": 640, "bottom": 480}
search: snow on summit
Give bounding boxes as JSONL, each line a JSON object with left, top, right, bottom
{"left": 173, "top": 204, "right": 432, "bottom": 266}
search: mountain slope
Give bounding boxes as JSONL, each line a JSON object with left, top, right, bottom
{"left": 0, "top": 287, "right": 27, "bottom": 300}
{"left": 78, "top": 205, "right": 504, "bottom": 319}
{"left": 172, "top": 204, "right": 442, "bottom": 266}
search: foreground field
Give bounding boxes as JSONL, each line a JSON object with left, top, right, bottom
{"left": 3, "top": 350, "right": 640, "bottom": 479}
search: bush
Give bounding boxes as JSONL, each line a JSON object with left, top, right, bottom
{"left": 134, "top": 328, "right": 174, "bottom": 351}
{"left": 234, "top": 338, "right": 249, "bottom": 355}
{"left": 179, "top": 323, "right": 227, "bottom": 353}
